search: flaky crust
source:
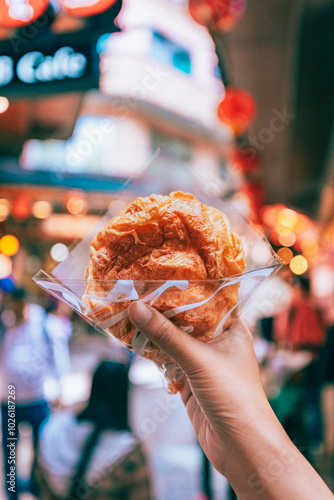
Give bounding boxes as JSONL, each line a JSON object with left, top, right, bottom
{"left": 83, "top": 192, "right": 246, "bottom": 362}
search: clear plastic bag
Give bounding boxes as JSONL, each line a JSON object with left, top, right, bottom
{"left": 33, "top": 149, "right": 283, "bottom": 391}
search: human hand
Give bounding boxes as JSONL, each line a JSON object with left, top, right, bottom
{"left": 128, "top": 301, "right": 334, "bottom": 500}
{"left": 128, "top": 301, "right": 270, "bottom": 475}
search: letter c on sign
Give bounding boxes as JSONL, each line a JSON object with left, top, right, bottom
{"left": 17, "top": 51, "right": 42, "bottom": 83}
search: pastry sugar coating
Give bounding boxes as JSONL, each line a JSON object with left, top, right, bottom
{"left": 83, "top": 192, "right": 246, "bottom": 361}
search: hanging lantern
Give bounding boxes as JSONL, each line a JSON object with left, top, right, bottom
{"left": 218, "top": 88, "right": 256, "bottom": 135}
{"left": 0, "top": 0, "right": 48, "bottom": 28}
{"left": 232, "top": 147, "right": 259, "bottom": 175}
{"left": 216, "top": 0, "right": 245, "bottom": 31}
{"left": 189, "top": 0, "right": 245, "bottom": 32}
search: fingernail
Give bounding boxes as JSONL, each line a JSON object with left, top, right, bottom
{"left": 128, "top": 302, "right": 152, "bottom": 326}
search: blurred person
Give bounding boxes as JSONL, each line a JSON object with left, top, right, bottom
{"left": 274, "top": 276, "right": 325, "bottom": 451}
{"left": 35, "top": 361, "right": 154, "bottom": 500}
{"left": 127, "top": 301, "right": 334, "bottom": 500}
{"left": 274, "top": 275, "right": 325, "bottom": 352}
{"left": 0, "top": 288, "right": 72, "bottom": 500}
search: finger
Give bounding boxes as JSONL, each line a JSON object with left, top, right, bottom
{"left": 128, "top": 301, "right": 203, "bottom": 372}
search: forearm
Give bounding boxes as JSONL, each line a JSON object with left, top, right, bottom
{"left": 224, "top": 399, "right": 333, "bottom": 500}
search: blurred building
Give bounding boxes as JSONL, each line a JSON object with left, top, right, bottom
{"left": 0, "top": 0, "right": 242, "bottom": 281}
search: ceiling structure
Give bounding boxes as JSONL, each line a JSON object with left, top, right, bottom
{"left": 223, "top": 0, "right": 334, "bottom": 215}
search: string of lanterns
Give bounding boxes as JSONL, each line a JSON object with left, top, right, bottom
{"left": 187, "top": 0, "right": 319, "bottom": 277}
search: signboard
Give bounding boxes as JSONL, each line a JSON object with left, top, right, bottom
{"left": 0, "top": 0, "right": 48, "bottom": 28}
{"left": 0, "top": 32, "right": 100, "bottom": 96}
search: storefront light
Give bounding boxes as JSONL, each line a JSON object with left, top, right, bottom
{"left": 66, "top": 197, "right": 87, "bottom": 215}
{"left": 0, "top": 97, "right": 9, "bottom": 114}
{"left": 32, "top": 200, "right": 52, "bottom": 219}
{"left": 0, "top": 235, "right": 19, "bottom": 256}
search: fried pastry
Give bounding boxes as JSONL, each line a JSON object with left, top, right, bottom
{"left": 83, "top": 191, "right": 246, "bottom": 362}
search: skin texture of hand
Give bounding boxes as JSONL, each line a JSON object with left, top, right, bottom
{"left": 128, "top": 301, "right": 334, "bottom": 500}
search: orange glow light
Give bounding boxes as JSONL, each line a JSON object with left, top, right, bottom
{"left": 66, "top": 197, "right": 87, "bottom": 215}
{"left": 0, "top": 234, "right": 19, "bottom": 256}
{"left": 277, "top": 208, "right": 298, "bottom": 229}
{"left": 301, "top": 237, "right": 318, "bottom": 257}
{"left": 277, "top": 247, "right": 294, "bottom": 264}
{"left": 0, "top": 199, "right": 9, "bottom": 221}
{"left": 32, "top": 200, "right": 52, "bottom": 219}
{"left": 294, "top": 214, "right": 311, "bottom": 234}
{"left": 290, "top": 255, "right": 308, "bottom": 275}
{"left": 278, "top": 230, "right": 297, "bottom": 247}
{"left": 261, "top": 204, "right": 284, "bottom": 227}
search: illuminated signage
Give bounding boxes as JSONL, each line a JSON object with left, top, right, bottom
{"left": 0, "top": 0, "right": 48, "bottom": 27}
{"left": 0, "top": 33, "right": 99, "bottom": 96}
{"left": 61, "top": 0, "right": 117, "bottom": 17}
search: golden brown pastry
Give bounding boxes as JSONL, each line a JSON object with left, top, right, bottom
{"left": 83, "top": 191, "right": 246, "bottom": 362}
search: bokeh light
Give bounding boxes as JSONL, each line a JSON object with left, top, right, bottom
{"left": 261, "top": 204, "right": 284, "bottom": 227}
{"left": 0, "top": 254, "right": 12, "bottom": 279}
{"left": 66, "top": 197, "right": 87, "bottom": 215}
{"left": 0, "top": 235, "right": 19, "bottom": 256}
{"left": 50, "top": 243, "right": 69, "bottom": 262}
{"left": 277, "top": 208, "right": 298, "bottom": 229}
{"left": 0, "top": 97, "right": 9, "bottom": 114}
{"left": 277, "top": 247, "right": 294, "bottom": 264}
{"left": 289, "top": 255, "right": 308, "bottom": 275}
{"left": 278, "top": 230, "right": 297, "bottom": 247}
{"left": 0, "top": 199, "right": 10, "bottom": 221}
{"left": 301, "top": 237, "right": 318, "bottom": 257}
{"left": 294, "top": 214, "right": 311, "bottom": 234}
{"left": 12, "top": 197, "right": 31, "bottom": 221}
{"left": 32, "top": 200, "right": 52, "bottom": 219}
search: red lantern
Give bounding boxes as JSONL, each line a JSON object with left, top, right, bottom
{"left": 216, "top": 0, "right": 245, "bottom": 31}
{"left": 189, "top": 0, "right": 245, "bottom": 31}
{"left": 232, "top": 147, "right": 259, "bottom": 175}
{"left": 217, "top": 87, "right": 256, "bottom": 135}
{"left": 0, "top": 0, "right": 48, "bottom": 28}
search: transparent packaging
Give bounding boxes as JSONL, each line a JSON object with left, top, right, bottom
{"left": 33, "top": 149, "right": 283, "bottom": 391}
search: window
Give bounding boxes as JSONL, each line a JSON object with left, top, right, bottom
{"left": 151, "top": 130, "right": 192, "bottom": 164}
{"left": 151, "top": 31, "right": 191, "bottom": 74}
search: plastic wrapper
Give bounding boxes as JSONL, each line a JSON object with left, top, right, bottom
{"left": 33, "top": 149, "right": 283, "bottom": 391}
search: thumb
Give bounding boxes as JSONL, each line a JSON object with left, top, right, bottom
{"left": 128, "top": 301, "right": 203, "bottom": 371}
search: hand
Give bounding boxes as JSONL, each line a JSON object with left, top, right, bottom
{"left": 128, "top": 301, "right": 333, "bottom": 500}
{"left": 128, "top": 302, "right": 269, "bottom": 474}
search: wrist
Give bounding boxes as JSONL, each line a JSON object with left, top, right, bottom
{"left": 222, "top": 398, "right": 298, "bottom": 497}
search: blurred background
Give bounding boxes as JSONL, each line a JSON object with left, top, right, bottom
{"left": 0, "top": 0, "right": 334, "bottom": 499}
